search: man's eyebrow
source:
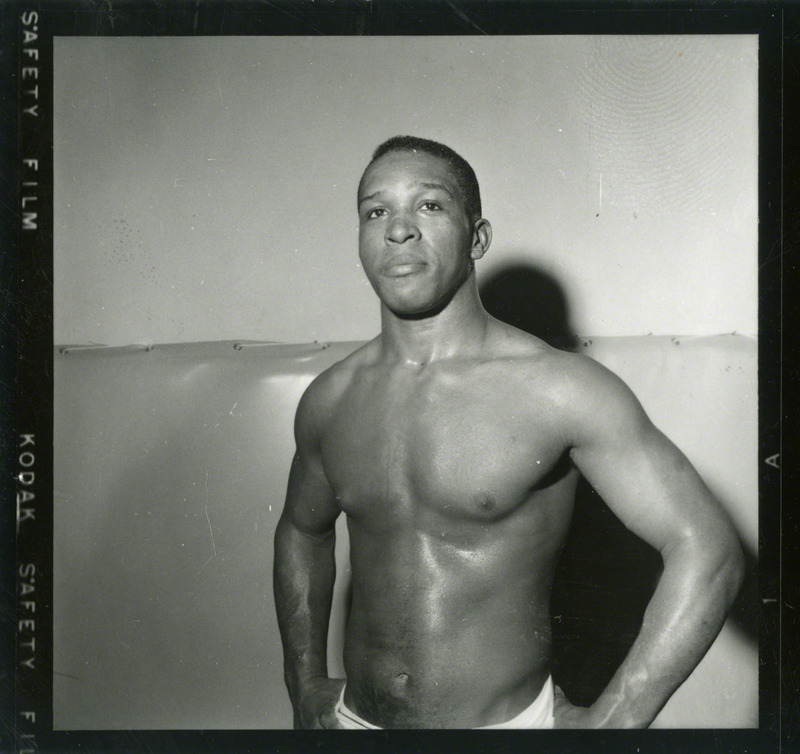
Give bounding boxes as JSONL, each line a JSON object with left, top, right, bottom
{"left": 358, "top": 190, "right": 382, "bottom": 207}
{"left": 418, "top": 182, "right": 454, "bottom": 197}
{"left": 357, "top": 182, "right": 456, "bottom": 207}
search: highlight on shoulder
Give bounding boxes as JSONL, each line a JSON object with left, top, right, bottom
{"left": 296, "top": 339, "right": 379, "bottom": 423}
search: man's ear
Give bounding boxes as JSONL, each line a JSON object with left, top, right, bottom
{"left": 470, "top": 218, "right": 492, "bottom": 261}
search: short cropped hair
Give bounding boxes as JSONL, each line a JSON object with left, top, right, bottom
{"left": 358, "top": 135, "right": 482, "bottom": 222}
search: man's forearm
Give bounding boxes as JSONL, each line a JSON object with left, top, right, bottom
{"left": 273, "top": 516, "right": 337, "bottom": 707}
{"left": 589, "top": 534, "right": 744, "bottom": 728}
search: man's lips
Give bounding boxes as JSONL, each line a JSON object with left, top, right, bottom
{"left": 383, "top": 258, "right": 427, "bottom": 277}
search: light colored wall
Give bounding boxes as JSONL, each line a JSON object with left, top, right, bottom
{"left": 54, "top": 35, "right": 757, "bottom": 346}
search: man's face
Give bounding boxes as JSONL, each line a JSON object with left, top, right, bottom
{"left": 357, "top": 150, "right": 482, "bottom": 317}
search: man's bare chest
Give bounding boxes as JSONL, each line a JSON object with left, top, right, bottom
{"left": 319, "top": 369, "right": 570, "bottom": 522}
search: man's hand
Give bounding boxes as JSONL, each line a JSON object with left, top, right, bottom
{"left": 294, "top": 676, "right": 346, "bottom": 729}
{"left": 552, "top": 685, "right": 604, "bottom": 729}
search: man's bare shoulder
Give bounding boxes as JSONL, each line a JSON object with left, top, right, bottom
{"left": 296, "top": 338, "right": 380, "bottom": 430}
{"left": 483, "top": 319, "right": 642, "bottom": 427}
{"left": 481, "top": 317, "right": 585, "bottom": 378}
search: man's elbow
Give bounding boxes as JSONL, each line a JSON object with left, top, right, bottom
{"left": 707, "top": 527, "right": 746, "bottom": 608}
{"left": 668, "top": 522, "right": 745, "bottom": 608}
{"left": 723, "top": 535, "right": 746, "bottom": 604}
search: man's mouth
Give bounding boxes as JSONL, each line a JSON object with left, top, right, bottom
{"left": 383, "top": 258, "right": 427, "bottom": 277}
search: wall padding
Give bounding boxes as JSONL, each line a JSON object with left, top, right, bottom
{"left": 53, "top": 336, "right": 756, "bottom": 729}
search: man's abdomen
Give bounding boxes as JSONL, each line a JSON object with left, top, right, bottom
{"left": 341, "top": 526, "right": 558, "bottom": 728}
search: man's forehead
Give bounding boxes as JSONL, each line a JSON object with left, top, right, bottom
{"left": 359, "top": 150, "right": 461, "bottom": 198}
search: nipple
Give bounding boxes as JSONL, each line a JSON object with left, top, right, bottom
{"left": 477, "top": 493, "right": 496, "bottom": 512}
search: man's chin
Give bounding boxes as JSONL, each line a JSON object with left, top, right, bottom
{"left": 383, "top": 295, "right": 450, "bottom": 320}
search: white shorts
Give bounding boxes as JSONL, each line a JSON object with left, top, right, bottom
{"left": 334, "top": 675, "right": 555, "bottom": 729}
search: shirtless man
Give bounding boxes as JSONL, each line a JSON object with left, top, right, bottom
{"left": 273, "top": 135, "right": 744, "bottom": 729}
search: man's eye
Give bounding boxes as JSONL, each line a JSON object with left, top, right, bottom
{"left": 366, "top": 208, "right": 387, "bottom": 220}
{"left": 420, "top": 202, "right": 441, "bottom": 212}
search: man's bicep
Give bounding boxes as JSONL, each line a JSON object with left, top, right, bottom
{"left": 568, "top": 370, "right": 726, "bottom": 555}
{"left": 280, "top": 383, "right": 341, "bottom": 537}
{"left": 282, "top": 448, "right": 341, "bottom": 537}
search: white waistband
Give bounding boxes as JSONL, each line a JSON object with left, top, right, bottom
{"left": 334, "top": 675, "right": 555, "bottom": 730}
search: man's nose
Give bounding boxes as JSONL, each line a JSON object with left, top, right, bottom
{"left": 385, "top": 213, "right": 420, "bottom": 244}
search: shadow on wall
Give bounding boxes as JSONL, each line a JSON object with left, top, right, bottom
{"left": 479, "top": 259, "right": 579, "bottom": 352}
{"left": 478, "top": 258, "right": 757, "bottom": 708}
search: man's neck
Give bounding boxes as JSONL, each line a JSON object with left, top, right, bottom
{"left": 378, "top": 279, "right": 490, "bottom": 367}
